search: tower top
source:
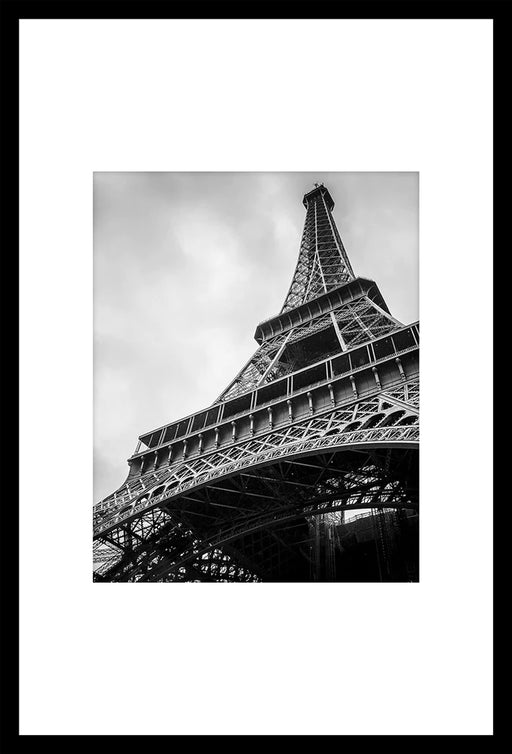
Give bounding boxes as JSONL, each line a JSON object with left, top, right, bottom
{"left": 303, "top": 183, "right": 335, "bottom": 211}
{"left": 281, "top": 183, "right": 353, "bottom": 312}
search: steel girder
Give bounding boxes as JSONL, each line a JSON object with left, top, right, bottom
{"left": 94, "top": 444, "right": 418, "bottom": 582}
{"left": 93, "top": 377, "right": 419, "bottom": 581}
{"left": 94, "top": 377, "right": 419, "bottom": 537}
{"left": 218, "top": 293, "right": 400, "bottom": 401}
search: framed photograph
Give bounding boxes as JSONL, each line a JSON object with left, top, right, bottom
{"left": 5, "top": 4, "right": 495, "bottom": 743}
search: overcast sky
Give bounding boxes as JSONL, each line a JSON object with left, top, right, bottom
{"left": 94, "top": 172, "right": 418, "bottom": 502}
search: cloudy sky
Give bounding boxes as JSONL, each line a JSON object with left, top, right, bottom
{"left": 94, "top": 172, "right": 418, "bottom": 502}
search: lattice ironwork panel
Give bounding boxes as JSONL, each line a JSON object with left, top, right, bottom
{"left": 94, "top": 375, "right": 419, "bottom": 537}
{"left": 282, "top": 187, "right": 355, "bottom": 312}
{"left": 94, "top": 443, "right": 418, "bottom": 582}
{"left": 218, "top": 295, "right": 400, "bottom": 402}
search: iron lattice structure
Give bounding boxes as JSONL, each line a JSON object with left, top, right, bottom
{"left": 94, "top": 184, "right": 419, "bottom": 582}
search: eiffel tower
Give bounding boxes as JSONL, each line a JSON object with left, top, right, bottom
{"left": 93, "top": 182, "right": 419, "bottom": 582}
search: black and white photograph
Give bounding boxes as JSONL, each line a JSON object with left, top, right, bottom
{"left": 9, "top": 9, "right": 495, "bottom": 741}
{"left": 93, "top": 172, "right": 419, "bottom": 582}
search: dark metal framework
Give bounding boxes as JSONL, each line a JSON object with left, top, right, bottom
{"left": 93, "top": 183, "right": 419, "bottom": 582}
